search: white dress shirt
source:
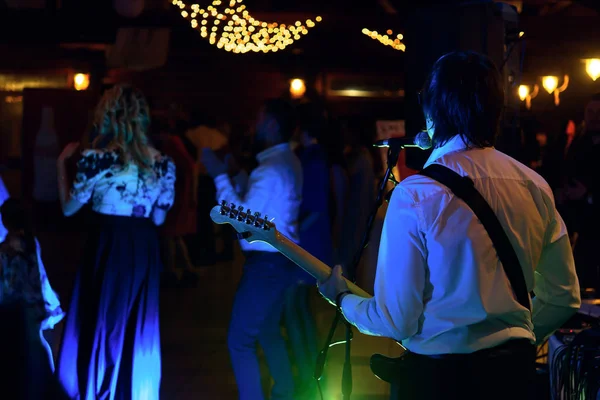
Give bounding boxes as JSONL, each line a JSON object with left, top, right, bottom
{"left": 341, "top": 135, "right": 581, "bottom": 355}
{"left": 214, "top": 142, "right": 303, "bottom": 253}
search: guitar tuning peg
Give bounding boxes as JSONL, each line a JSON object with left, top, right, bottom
{"left": 254, "top": 212, "right": 261, "bottom": 217}
{"left": 229, "top": 203, "right": 237, "bottom": 218}
{"left": 262, "top": 215, "right": 270, "bottom": 230}
{"left": 221, "top": 200, "right": 227, "bottom": 206}
{"left": 238, "top": 205, "right": 244, "bottom": 211}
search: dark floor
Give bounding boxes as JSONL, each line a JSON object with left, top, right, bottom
{"left": 39, "top": 229, "right": 398, "bottom": 399}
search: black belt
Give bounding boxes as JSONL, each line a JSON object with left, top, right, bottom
{"left": 419, "top": 338, "right": 534, "bottom": 360}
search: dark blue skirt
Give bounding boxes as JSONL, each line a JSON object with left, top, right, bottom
{"left": 57, "top": 213, "right": 162, "bottom": 400}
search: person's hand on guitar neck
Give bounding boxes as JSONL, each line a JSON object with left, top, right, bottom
{"left": 317, "top": 265, "right": 351, "bottom": 309}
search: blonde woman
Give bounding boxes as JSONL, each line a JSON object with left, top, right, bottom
{"left": 56, "top": 85, "right": 175, "bottom": 400}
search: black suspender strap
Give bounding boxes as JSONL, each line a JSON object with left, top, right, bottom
{"left": 420, "top": 164, "right": 531, "bottom": 312}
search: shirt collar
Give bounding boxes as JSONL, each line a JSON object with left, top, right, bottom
{"left": 423, "top": 135, "right": 471, "bottom": 168}
{"left": 256, "top": 142, "right": 292, "bottom": 163}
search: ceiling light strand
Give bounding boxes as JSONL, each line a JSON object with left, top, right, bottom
{"left": 172, "top": 0, "right": 322, "bottom": 53}
{"left": 362, "top": 28, "right": 405, "bottom": 51}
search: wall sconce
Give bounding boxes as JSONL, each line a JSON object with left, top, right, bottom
{"left": 518, "top": 84, "right": 538, "bottom": 109}
{"left": 290, "top": 78, "right": 306, "bottom": 99}
{"left": 541, "top": 75, "right": 568, "bottom": 106}
{"left": 73, "top": 73, "right": 90, "bottom": 91}
{"left": 584, "top": 59, "right": 600, "bottom": 81}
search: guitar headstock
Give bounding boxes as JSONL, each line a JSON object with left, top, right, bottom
{"left": 210, "top": 200, "right": 278, "bottom": 244}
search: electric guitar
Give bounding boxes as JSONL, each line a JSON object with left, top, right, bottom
{"left": 210, "top": 201, "right": 407, "bottom": 383}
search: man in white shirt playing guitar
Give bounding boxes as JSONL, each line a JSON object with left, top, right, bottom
{"left": 318, "top": 51, "right": 581, "bottom": 400}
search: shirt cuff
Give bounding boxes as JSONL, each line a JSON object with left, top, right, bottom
{"left": 340, "top": 293, "right": 368, "bottom": 323}
{"left": 214, "top": 173, "right": 230, "bottom": 187}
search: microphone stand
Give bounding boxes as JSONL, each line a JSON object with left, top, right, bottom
{"left": 314, "top": 141, "right": 404, "bottom": 400}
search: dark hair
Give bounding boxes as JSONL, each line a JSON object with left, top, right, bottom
{"left": 421, "top": 51, "right": 504, "bottom": 148}
{"left": 0, "top": 198, "right": 36, "bottom": 254}
{"left": 263, "top": 98, "right": 296, "bottom": 142}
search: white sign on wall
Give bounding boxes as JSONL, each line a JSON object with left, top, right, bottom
{"left": 376, "top": 120, "right": 405, "bottom": 139}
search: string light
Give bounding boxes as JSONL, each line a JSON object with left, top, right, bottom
{"left": 171, "top": 0, "right": 321, "bottom": 53}
{"left": 362, "top": 28, "right": 405, "bottom": 51}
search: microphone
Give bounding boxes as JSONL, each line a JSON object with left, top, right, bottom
{"left": 373, "top": 131, "right": 432, "bottom": 150}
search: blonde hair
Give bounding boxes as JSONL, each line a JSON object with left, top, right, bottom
{"left": 92, "top": 84, "right": 152, "bottom": 172}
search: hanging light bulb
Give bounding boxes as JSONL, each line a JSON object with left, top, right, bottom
{"left": 585, "top": 59, "right": 600, "bottom": 81}
{"left": 518, "top": 84, "right": 539, "bottom": 110}
{"left": 290, "top": 78, "right": 306, "bottom": 98}
{"left": 518, "top": 85, "right": 529, "bottom": 101}
{"left": 73, "top": 73, "right": 90, "bottom": 91}
{"left": 541, "top": 75, "right": 569, "bottom": 106}
{"left": 542, "top": 76, "right": 558, "bottom": 94}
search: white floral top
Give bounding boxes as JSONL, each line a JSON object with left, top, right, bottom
{"left": 70, "top": 149, "right": 176, "bottom": 218}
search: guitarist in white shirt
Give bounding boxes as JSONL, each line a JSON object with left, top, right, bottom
{"left": 318, "top": 51, "right": 581, "bottom": 400}
{"left": 202, "top": 99, "right": 303, "bottom": 400}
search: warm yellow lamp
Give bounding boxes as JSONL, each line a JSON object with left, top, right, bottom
{"left": 73, "top": 73, "right": 90, "bottom": 91}
{"left": 585, "top": 59, "right": 600, "bottom": 81}
{"left": 518, "top": 84, "right": 539, "bottom": 109}
{"left": 542, "top": 76, "right": 558, "bottom": 94}
{"left": 290, "top": 78, "right": 306, "bottom": 99}
{"left": 541, "top": 75, "right": 568, "bottom": 106}
{"left": 518, "top": 85, "right": 529, "bottom": 101}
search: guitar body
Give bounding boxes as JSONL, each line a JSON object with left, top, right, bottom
{"left": 209, "top": 202, "right": 407, "bottom": 382}
{"left": 370, "top": 353, "right": 405, "bottom": 383}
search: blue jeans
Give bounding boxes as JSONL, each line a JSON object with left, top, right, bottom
{"left": 228, "top": 252, "right": 296, "bottom": 400}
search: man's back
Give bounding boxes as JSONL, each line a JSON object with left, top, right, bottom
{"left": 339, "top": 135, "right": 579, "bottom": 356}
{"left": 397, "top": 137, "right": 580, "bottom": 353}
{"left": 322, "top": 51, "right": 580, "bottom": 400}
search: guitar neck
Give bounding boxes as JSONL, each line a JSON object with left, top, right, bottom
{"left": 271, "top": 232, "right": 372, "bottom": 298}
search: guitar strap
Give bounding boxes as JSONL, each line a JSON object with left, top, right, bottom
{"left": 420, "top": 164, "right": 531, "bottom": 312}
